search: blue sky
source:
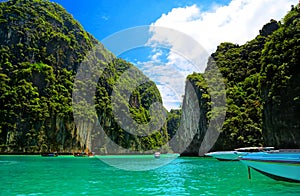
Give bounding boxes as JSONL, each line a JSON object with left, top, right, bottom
{"left": 52, "top": 0, "right": 231, "bottom": 40}
{"left": 51, "top": 0, "right": 298, "bottom": 110}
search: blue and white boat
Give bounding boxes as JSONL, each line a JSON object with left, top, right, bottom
{"left": 239, "top": 150, "right": 300, "bottom": 183}
{"left": 205, "top": 150, "right": 245, "bottom": 161}
{"left": 205, "top": 147, "right": 274, "bottom": 161}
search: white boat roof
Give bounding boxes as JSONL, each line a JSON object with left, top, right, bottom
{"left": 235, "top": 147, "right": 274, "bottom": 151}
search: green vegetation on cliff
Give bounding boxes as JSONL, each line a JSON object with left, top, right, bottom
{"left": 94, "top": 58, "right": 169, "bottom": 153}
{"left": 1, "top": 0, "right": 299, "bottom": 155}
{"left": 210, "top": 35, "right": 267, "bottom": 150}
{"left": 181, "top": 5, "right": 300, "bottom": 153}
{"left": 260, "top": 6, "right": 300, "bottom": 148}
{"left": 0, "top": 0, "right": 168, "bottom": 153}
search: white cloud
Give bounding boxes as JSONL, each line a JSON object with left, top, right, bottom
{"left": 136, "top": 58, "right": 187, "bottom": 111}
{"left": 151, "top": 0, "right": 297, "bottom": 55}
{"left": 142, "top": 0, "right": 297, "bottom": 110}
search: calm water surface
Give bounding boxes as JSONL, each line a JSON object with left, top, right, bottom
{"left": 0, "top": 155, "right": 299, "bottom": 195}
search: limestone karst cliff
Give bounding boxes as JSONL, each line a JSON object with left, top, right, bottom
{"left": 0, "top": 0, "right": 168, "bottom": 153}
{"left": 179, "top": 5, "right": 300, "bottom": 155}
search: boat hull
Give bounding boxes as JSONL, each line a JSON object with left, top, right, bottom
{"left": 205, "top": 147, "right": 274, "bottom": 161}
{"left": 41, "top": 152, "right": 58, "bottom": 157}
{"left": 239, "top": 152, "right": 300, "bottom": 182}
{"left": 205, "top": 151, "right": 246, "bottom": 161}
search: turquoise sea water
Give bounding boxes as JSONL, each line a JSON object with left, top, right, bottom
{"left": 0, "top": 155, "right": 299, "bottom": 195}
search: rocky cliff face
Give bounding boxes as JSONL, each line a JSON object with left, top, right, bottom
{"left": 0, "top": 0, "right": 167, "bottom": 153}
{"left": 259, "top": 19, "right": 279, "bottom": 37}
{"left": 260, "top": 7, "right": 300, "bottom": 148}
{"left": 0, "top": 0, "right": 108, "bottom": 153}
{"left": 180, "top": 5, "right": 300, "bottom": 155}
{"left": 174, "top": 79, "right": 205, "bottom": 156}
{"left": 178, "top": 59, "right": 226, "bottom": 156}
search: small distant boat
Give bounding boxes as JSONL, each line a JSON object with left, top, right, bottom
{"left": 74, "top": 152, "right": 88, "bottom": 157}
{"left": 88, "top": 152, "right": 95, "bottom": 157}
{"left": 239, "top": 149, "right": 300, "bottom": 183}
{"left": 154, "top": 152, "right": 160, "bottom": 158}
{"left": 41, "top": 152, "right": 58, "bottom": 157}
{"left": 205, "top": 147, "right": 274, "bottom": 161}
{"left": 74, "top": 152, "right": 95, "bottom": 157}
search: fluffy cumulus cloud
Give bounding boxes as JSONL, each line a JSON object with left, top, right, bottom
{"left": 151, "top": 0, "right": 297, "bottom": 54}
{"left": 136, "top": 50, "right": 187, "bottom": 110}
{"left": 144, "top": 0, "right": 298, "bottom": 110}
